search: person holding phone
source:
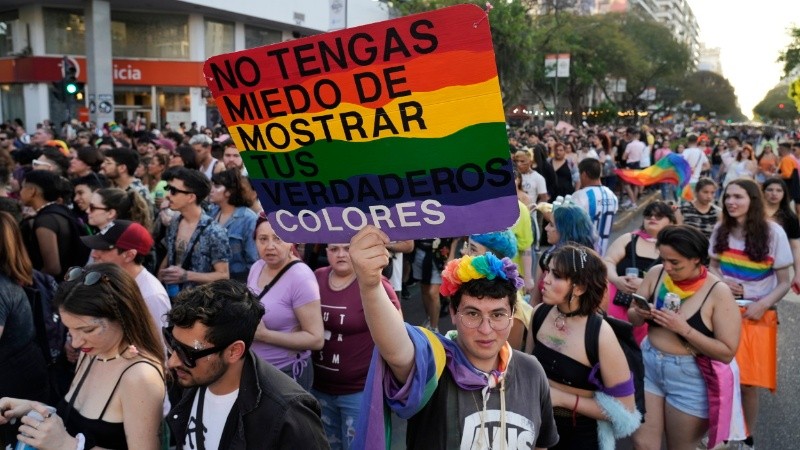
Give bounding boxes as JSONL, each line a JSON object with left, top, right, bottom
{"left": 629, "top": 225, "right": 741, "bottom": 450}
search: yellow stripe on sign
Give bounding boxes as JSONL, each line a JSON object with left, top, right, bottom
{"left": 229, "top": 77, "right": 504, "bottom": 153}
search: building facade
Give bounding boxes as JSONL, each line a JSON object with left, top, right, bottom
{"left": 0, "top": 0, "right": 390, "bottom": 132}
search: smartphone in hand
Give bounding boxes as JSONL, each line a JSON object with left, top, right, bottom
{"left": 631, "top": 294, "right": 651, "bottom": 312}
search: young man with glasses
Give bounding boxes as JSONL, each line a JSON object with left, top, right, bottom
{"left": 349, "top": 226, "right": 558, "bottom": 450}
{"left": 164, "top": 280, "right": 329, "bottom": 449}
{"left": 158, "top": 167, "right": 230, "bottom": 294}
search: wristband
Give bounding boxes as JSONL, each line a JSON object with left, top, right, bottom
{"left": 181, "top": 270, "right": 188, "bottom": 283}
{"left": 75, "top": 433, "right": 86, "bottom": 450}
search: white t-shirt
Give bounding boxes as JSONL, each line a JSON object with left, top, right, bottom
{"left": 681, "top": 146, "right": 709, "bottom": 182}
{"left": 135, "top": 268, "right": 171, "bottom": 329}
{"left": 184, "top": 388, "right": 239, "bottom": 450}
{"left": 520, "top": 170, "right": 547, "bottom": 204}
{"left": 388, "top": 251, "right": 403, "bottom": 292}
{"left": 572, "top": 185, "right": 619, "bottom": 256}
{"left": 709, "top": 221, "right": 792, "bottom": 301}
{"left": 624, "top": 140, "right": 645, "bottom": 164}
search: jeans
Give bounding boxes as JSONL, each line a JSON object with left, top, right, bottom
{"left": 311, "top": 389, "right": 364, "bottom": 450}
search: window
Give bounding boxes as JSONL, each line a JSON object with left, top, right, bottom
{"left": 43, "top": 8, "right": 86, "bottom": 55}
{"left": 0, "top": 20, "right": 14, "bottom": 57}
{"left": 245, "top": 25, "right": 282, "bottom": 49}
{"left": 205, "top": 19, "right": 234, "bottom": 58}
{"left": 111, "top": 11, "right": 188, "bottom": 59}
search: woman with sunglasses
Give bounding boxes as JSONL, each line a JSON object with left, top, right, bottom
{"left": 208, "top": 168, "right": 259, "bottom": 283}
{"left": 0, "top": 263, "right": 165, "bottom": 450}
{"left": 604, "top": 201, "right": 676, "bottom": 342}
{"left": 709, "top": 178, "right": 792, "bottom": 450}
{"left": 88, "top": 188, "right": 153, "bottom": 235}
{"left": 247, "top": 216, "right": 324, "bottom": 391}
{"left": 526, "top": 244, "right": 640, "bottom": 449}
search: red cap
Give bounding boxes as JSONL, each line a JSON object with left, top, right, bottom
{"left": 80, "top": 220, "right": 154, "bottom": 256}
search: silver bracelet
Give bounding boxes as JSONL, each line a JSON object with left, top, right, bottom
{"left": 75, "top": 433, "right": 86, "bottom": 450}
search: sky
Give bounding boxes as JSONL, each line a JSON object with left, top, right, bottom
{"left": 689, "top": 0, "right": 796, "bottom": 118}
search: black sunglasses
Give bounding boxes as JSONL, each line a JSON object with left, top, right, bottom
{"left": 65, "top": 266, "right": 108, "bottom": 285}
{"left": 167, "top": 185, "right": 194, "bottom": 196}
{"left": 162, "top": 327, "right": 230, "bottom": 368}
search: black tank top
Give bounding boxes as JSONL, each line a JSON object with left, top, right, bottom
{"left": 531, "top": 305, "right": 597, "bottom": 391}
{"left": 57, "top": 356, "right": 160, "bottom": 449}
{"left": 647, "top": 267, "right": 717, "bottom": 338}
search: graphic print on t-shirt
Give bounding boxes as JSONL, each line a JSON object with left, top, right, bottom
{"left": 318, "top": 303, "right": 348, "bottom": 371}
{"left": 460, "top": 410, "right": 536, "bottom": 450}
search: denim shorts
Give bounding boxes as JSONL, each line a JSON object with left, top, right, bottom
{"left": 642, "top": 338, "right": 708, "bottom": 419}
{"left": 311, "top": 389, "right": 364, "bottom": 450}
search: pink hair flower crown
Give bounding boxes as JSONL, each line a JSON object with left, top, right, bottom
{"left": 440, "top": 253, "right": 524, "bottom": 297}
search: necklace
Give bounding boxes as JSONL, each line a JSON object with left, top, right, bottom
{"left": 328, "top": 271, "right": 355, "bottom": 290}
{"left": 96, "top": 353, "right": 120, "bottom": 362}
{"left": 554, "top": 306, "right": 581, "bottom": 331}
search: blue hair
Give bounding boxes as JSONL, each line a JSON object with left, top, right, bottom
{"left": 553, "top": 204, "right": 596, "bottom": 249}
{"left": 469, "top": 229, "right": 518, "bottom": 259}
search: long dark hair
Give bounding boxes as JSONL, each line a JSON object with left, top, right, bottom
{"left": 762, "top": 177, "right": 798, "bottom": 228}
{"left": 714, "top": 178, "right": 769, "bottom": 261}
{"left": 55, "top": 263, "right": 164, "bottom": 371}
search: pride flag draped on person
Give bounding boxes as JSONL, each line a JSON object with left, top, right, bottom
{"left": 614, "top": 153, "right": 694, "bottom": 201}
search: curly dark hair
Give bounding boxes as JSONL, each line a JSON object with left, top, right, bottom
{"left": 547, "top": 244, "right": 606, "bottom": 316}
{"left": 450, "top": 277, "right": 518, "bottom": 313}
{"left": 169, "top": 280, "right": 265, "bottom": 353}
{"left": 715, "top": 178, "right": 769, "bottom": 262}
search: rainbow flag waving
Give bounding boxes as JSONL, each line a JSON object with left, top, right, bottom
{"left": 615, "top": 153, "right": 694, "bottom": 200}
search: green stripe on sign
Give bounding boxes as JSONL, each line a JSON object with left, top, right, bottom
{"left": 240, "top": 122, "right": 509, "bottom": 183}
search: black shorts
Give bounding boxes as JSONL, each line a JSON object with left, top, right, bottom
{"left": 626, "top": 162, "right": 641, "bottom": 170}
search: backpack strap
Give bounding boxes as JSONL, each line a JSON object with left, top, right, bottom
{"left": 585, "top": 313, "right": 604, "bottom": 367}
{"left": 530, "top": 304, "right": 554, "bottom": 337}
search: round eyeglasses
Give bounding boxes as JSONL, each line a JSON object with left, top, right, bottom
{"left": 456, "top": 310, "right": 513, "bottom": 331}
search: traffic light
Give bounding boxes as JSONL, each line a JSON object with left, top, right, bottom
{"left": 63, "top": 58, "right": 82, "bottom": 100}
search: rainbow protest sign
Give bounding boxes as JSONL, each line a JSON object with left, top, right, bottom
{"left": 203, "top": 5, "right": 517, "bottom": 242}
{"left": 615, "top": 153, "right": 694, "bottom": 201}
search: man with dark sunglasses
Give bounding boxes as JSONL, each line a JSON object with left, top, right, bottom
{"left": 165, "top": 280, "right": 329, "bottom": 449}
{"left": 158, "top": 167, "right": 230, "bottom": 296}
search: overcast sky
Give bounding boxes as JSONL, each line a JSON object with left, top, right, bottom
{"left": 689, "top": 0, "right": 797, "bottom": 118}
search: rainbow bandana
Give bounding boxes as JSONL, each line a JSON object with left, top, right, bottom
{"left": 614, "top": 153, "right": 694, "bottom": 201}
{"left": 439, "top": 253, "right": 524, "bottom": 297}
{"left": 718, "top": 248, "right": 774, "bottom": 282}
{"left": 655, "top": 265, "right": 708, "bottom": 310}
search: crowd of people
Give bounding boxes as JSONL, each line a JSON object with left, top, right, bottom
{"left": 0, "top": 116, "right": 797, "bottom": 450}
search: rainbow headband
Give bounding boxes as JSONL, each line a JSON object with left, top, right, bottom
{"left": 440, "top": 253, "right": 524, "bottom": 297}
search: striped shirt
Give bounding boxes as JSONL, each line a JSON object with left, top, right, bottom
{"left": 679, "top": 202, "right": 720, "bottom": 240}
{"left": 572, "top": 185, "right": 618, "bottom": 255}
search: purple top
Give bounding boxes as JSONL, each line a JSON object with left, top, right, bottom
{"left": 247, "top": 259, "right": 320, "bottom": 369}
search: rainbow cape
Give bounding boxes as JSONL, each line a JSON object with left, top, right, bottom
{"left": 352, "top": 324, "right": 508, "bottom": 450}
{"left": 614, "top": 153, "right": 694, "bottom": 201}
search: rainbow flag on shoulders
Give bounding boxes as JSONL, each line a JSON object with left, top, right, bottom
{"left": 615, "top": 153, "right": 694, "bottom": 201}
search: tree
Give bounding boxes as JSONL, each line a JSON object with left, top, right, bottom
{"left": 778, "top": 26, "right": 800, "bottom": 78}
{"left": 395, "top": 0, "right": 540, "bottom": 109}
{"left": 753, "top": 85, "right": 800, "bottom": 124}
{"left": 680, "top": 71, "right": 742, "bottom": 119}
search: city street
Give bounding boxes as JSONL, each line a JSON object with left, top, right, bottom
{"left": 391, "top": 202, "right": 800, "bottom": 449}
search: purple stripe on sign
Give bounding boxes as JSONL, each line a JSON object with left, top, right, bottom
{"left": 267, "top": 194, "right": 520, "bottom": 243}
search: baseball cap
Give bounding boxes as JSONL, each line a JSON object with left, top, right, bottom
{"left": 81, "top": 220, "right": 154, "bottom": 255}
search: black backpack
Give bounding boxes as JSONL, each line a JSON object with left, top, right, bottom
{"left": 23, "top": 270, "right": 65, "bottom": 366}
{"left": 586, "top": 312, "right": 646, "bottom": 419}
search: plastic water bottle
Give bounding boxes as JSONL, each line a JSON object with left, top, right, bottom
{"left": 15, "top": 407, "right": 57, "bottom": 450}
